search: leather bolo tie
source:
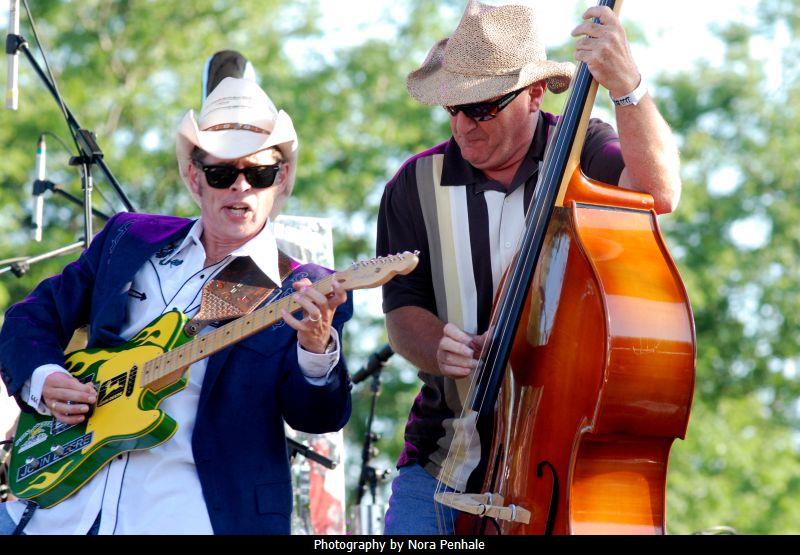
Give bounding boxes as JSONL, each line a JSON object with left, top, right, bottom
{"left": 183, "top": 252, "right": 295, "bottom": 338}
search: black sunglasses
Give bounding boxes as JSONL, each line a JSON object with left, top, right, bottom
{"left": 444, "top": 88, "right": 525, "bottom": 122}
{"left": 200, "top": 164, "right": 281, "bottom": 189}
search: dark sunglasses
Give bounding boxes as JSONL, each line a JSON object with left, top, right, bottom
{"left": 200, "top": 164, "right": 281, "bottom": 189}
{"left": 444, "top": 88, "right": 525, "bottom": 122}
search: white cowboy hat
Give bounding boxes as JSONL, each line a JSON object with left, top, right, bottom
{"left": 407, "top": 0, "right": 575, "bottom": 106}
{"left": 176, "top": 77, "right": 299, "bottom": 218}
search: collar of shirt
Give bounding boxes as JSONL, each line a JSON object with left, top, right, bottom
{"left": 162, "top": 218, "right": 283, "bottom": 286}
{"left": 440, "top": 110, "right": 553, "bottom": 196}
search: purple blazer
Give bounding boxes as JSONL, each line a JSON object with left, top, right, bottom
{"left": 0, "top": 212, "right": 353, "bottom": 534}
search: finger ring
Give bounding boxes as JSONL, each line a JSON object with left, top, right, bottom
{"left": 66, "top": 400, "right": 74, "bottom": 406}
{"left": 308, "top": 312, "right": 321, "bottom": 322}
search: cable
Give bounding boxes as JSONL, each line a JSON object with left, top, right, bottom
{"left": 22, "top": 0, "right": 83, "bottom": 158}
{"left": 41, "top": 131, "right": 117, "bottom": 214}
{"left": 42, "top": 131, "right": 72, "bottom": 156}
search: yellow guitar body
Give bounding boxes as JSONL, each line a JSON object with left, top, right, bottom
{"left": 9, "top": 310, "right": 190, "bottom": 508}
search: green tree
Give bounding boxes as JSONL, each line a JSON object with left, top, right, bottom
{"left": 0, "top": 0, "right": 459, "bottom": 515}
{"left": 3, "top": 0, "right": 799, "bottom": 535}
{"left": 660, "top": 0, "right": 800, "bottom": 533}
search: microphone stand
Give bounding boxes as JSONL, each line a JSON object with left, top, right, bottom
{"left": 6, "top": 34, "right": 135, "bottom": 214}
{"left": 3, "top": 18, "right": 136, "bottom": 278}
{"left": 0, "top": 242, "right": 85, "bottom": 277}
{"left": 32, "top": 178, "right": 112, "bottom": 222}
{"left": 0, "top": 175, "right": 112, "bottom": 276}
{"left": 351, "top": 355, "right": 392, "bottom": 534}
{"left": 286, "top": 437, "right": 337, "bottom": 470}
{"left": 356, "top": 370, "right": 384, "bottom": 507}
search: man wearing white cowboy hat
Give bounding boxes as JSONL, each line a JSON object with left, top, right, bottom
{"left": 0, "top": 77, "right": 353, "bottom": 535}
{"left": 377, "top": 1, "right": 681, "bottom": 534}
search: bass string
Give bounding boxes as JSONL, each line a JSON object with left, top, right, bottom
{"left": 432, "top": 48, "right": 598, "bottom": 532}
{"left": 467, "top": 0, "right": 612, "bottom": 423}
{"left": 469, "top": 61, "right": 593, "bottom": 422}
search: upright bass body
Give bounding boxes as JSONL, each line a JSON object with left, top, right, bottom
{"left": 476, "top": 170, "right": 695, "bottom": 534}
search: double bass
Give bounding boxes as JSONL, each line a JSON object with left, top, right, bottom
{"left": 435, "top": 0, "right": 696, "bottom": 535}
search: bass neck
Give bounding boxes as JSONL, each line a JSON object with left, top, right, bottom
{"left": 470, "top": 0, "right": 623, "bottom": 417}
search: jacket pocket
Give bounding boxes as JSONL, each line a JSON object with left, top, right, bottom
{"left": 255, "top": 480, "right": 292, "bottom": 515}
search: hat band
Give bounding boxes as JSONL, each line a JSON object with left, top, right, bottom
{"left": 204, "top": 122, "right": 268, "bottom": 134}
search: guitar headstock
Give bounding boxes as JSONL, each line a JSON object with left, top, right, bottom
{"left": 336, "top": 251, "right": 420, "bottom": 291}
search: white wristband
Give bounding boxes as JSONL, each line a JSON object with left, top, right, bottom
{"left": 610, "top": 77, "right": 648, "bottom": 107}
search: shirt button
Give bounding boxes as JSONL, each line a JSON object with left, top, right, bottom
{"left": 505, "top": 242, "right": 512, "bottom": 249}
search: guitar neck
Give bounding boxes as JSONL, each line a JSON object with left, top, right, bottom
{"left": 140, "top": 273, "right": 337, "bottom": 387}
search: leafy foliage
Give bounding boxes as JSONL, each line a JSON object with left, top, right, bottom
{"left": 1, "top": 0, "right": 799, "bottom": 534}
{"left": 659, "top": 0, "right": 800, "bottom": 533}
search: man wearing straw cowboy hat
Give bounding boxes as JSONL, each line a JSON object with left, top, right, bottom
{"left": 0, "top": 77, "right": 352, "bottom": 534}
{"left": 377, "top": 0, "right": 681, "bottom": 534}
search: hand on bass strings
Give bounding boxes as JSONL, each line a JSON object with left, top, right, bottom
{"left": 571, "top": 5, "right": 641, "bottom": 99}
{"left": 282, "top": 278, "right": 347, "bottom": 354}
{"left": 436, "top": 323, "right": 488, "bottom": 379}
{"left": 42, "top": 372, "right": 97, "bottom": 425}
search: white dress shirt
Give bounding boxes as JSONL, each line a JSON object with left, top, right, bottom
{"left": 7, "top": 219, "right": 340, "bottom": 534}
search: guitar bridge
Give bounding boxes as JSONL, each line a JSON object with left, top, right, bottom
{"left": 435, "top": 492, "right": 531, "bottom": 524}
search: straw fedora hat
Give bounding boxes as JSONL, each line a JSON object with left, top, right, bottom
{"left": 407, "top": 0, "right": 575, "bottom": 106}
{"left": 176, "top": 77, "right": 298, "bottom": 219}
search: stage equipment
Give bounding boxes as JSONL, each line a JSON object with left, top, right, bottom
{"left": 1, "top": 1, "right": 135, "bottom": 278}
{"left": 351, "top": 344, "right": 393, "bottom": 385}
{"left": 288, "top": 438, "right": 337, "bottom": 470}
{"left": 349, "top": 344, "right": 394, "bottom": 534}
{"left": 1, "top": 439, "right": 11, "bottom": 502}
{"left": 31, "top": 134, "right": 45, "bottom": 241}
{"left": 5, "top": 0, "right": 19, "bottom": 110}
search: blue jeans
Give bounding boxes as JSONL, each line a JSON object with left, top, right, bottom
{"left": 383, "top": 464, "right": 457, "bottom": 535}
{"left": 0, "top": 502, "right": 100, "bottom": 535}
{"left": 0, "top": 503, "right": 18, "bottom": 534}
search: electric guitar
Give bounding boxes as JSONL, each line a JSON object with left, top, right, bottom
{"left": 7, "top": 252, "right": 418, "bottom": 508}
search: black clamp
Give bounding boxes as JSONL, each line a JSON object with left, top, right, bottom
{"left": 5, "top": 33, "right": 26, "bottom": 55}
{"left": 69, "top": 129, "right": 104, "bottom": 166}
{"left": 11, "top": 260, "right": 30, "bottom": 277}
{"left": 32, "top": 179, "right": 55, "bottom": 196}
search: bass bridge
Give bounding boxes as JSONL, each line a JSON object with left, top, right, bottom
{"left": 435, "top": 492, "right": 531, "bottom": 524}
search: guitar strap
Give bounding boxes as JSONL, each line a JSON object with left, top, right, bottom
{"left": 183, "top": 251, "right": 295, "bottom": 337}
{"left": 12, "top": 500, "right": 38, "bottom": 535}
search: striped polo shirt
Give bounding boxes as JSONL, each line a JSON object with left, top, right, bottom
{"left": 376, "top": 111, "right": 625, "bottom": 488}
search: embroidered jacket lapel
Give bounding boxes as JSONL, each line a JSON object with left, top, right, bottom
{"left": 89, "top": 216, "right": 195, "bottom": 347}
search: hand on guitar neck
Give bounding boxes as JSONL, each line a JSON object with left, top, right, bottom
{"left": 281, "top": 278, "right": 347, "bottom": 354}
